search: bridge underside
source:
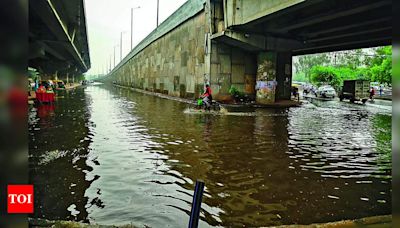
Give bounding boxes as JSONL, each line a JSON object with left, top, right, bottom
{"left": 108, "top": 0, "right": 392, "bottom": 105}
{"left": 29, "top": 0, "right": 90, "bottom": 80}
{"left": 227, "top": 0, "right": 391, "bottom": 55}
{"left": 209, "top": 0, "right": 392, "bottom": 103}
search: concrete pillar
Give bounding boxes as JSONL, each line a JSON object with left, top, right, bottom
{"left": 276, "top": 52, "right": 292, "bottom": 101}
{"left": 256, "top": 52, "right": 277, "bottom": 104}
{"left": 255, "top": 51, "right": 292, "bottom": 103}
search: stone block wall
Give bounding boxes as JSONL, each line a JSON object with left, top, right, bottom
{"left": 112, "top": 11, "right": 207, "bottom": 99}
{"left": 210, "top": 41, "right": 257, "bottom": 100}
{"left": 107, "top": 0, "right": 294, "bottom": 103}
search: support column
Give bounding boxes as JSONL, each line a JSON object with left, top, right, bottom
{"left": 276, "top": 52, "right": 292, "bottom": 101}
{"left": 256, "top": 52, "right": 277, "bottom": 104}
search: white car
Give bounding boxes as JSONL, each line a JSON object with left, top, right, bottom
{"left": 317, "top": 86, "right": 336, "bottom": 98}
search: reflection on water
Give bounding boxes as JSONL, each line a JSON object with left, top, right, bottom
{"left": 29, "top": 89, "right": 95, "bottom": 222}
{"left": 29, "top": 85, "right": 391, "bottom": 227}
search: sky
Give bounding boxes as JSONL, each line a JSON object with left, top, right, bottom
{"left": 84, "top": 0, "right": 188, "bottom": 76}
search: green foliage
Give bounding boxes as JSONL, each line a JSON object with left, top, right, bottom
{"left": 310, "top": 66, "right": 367, "bottom": 90}
{"left": 310, "top": 66, "right": 342, "bottom": 89}
{"left": 335, "top": 49, "right": 363, "bottom": 69}
{"left": 300, "top": 46, "right": 392, "bottom": 86}
{"left": 293, "top": 72, "right": 307, "bottom": 82}
{"left": 294, "top": 53, "right": 331, "bottom": 82}
{"left": 364, "top": 46, "right": 392, "bottom": 84}
{"left": 229, "top": 86, "right": 244, "bottom": 97}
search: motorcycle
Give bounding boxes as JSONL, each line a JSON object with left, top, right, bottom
{"left": 191, "top": 97, "right": 221, "bottom": 112}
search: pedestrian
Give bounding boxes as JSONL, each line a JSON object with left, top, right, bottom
{"left": 292, "top": 86, "right": 299, "bottom": 101}
{"left": 379, "top": 85, "right": 383, "bottom": 96}
{"left": 369, "top": 87, "right": 375, "bottom": 100}
{"left": 312, "top": 86, "right": 317, "bottom": 97}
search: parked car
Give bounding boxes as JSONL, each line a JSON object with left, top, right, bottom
{"left": 317, "top": 85, "right": 336, "bottom": 98}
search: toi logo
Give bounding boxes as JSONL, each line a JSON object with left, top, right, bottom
{"left": 8, "top": 185, "right": 34, "bottom": 213}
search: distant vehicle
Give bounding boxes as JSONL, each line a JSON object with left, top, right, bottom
{"left": 53, "top": 80, "right": 65, "bottom": 89}
{"left": 40, "top": 80, "right": 50, "bottom": 88}
{"left": 370, "top": 82, "right": 380, "bottom": 87}
{"left": 292, "top": 82, "right": 300, "bottom": 87}
{"left": 317, "top": 85, "right": 336, "bottom": 98}
{"left": 339, "top": 80, "right": 370, "bottom": 104}
{"left": 292, "top": 81, "right": 306, "bottom": 86}
{"left": 302, "top": 83, "right": 315, "bottom": 95}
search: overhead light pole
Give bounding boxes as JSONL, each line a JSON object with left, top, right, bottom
{"left": 113, "top": 44, "right": 119, "bottom": 68}
{"left": 120, "top": 31, "right": 127, "bottom": 62}
{"left": 109, "top": 55, "right": 112, "bottom": 72}
{"left": 131, "top": 6, "right": 141, "bottom": 50}
{"left": 120, "top": 32, "right": 123, "bottom": 62}
{"left": 156, "top": 0, "right": 159, "bottom": 27}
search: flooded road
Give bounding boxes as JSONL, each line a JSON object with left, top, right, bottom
{"left": 29, "top": 85, "right": 392, "bottom": 227}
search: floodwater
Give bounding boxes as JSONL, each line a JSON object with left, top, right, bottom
{"left": 29, "top": 85, "right": 392, "bottom": 227}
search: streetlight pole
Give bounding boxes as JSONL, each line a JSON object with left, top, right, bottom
{"left": 120, "top": 32, "right": 123, "bottom": 62}
{"left": 120, "top": 31, "right": 127, "bottom": 62}
{"left": 113, "top": 45, "right": 119, "bottom": 68}
{"left": 131, "top": 6, "right": 141, "bottom": 50}
{"left": 131, "top": 8, "right": 133, "bottom": 50}
{"left": 156, "top": 0, "right": 159, "bottom": 27}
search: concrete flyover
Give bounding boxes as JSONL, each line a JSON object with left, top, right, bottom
{"left": 29, "top": 0, "right": 91, "bottom": 82}
{"left": 108, "top": 0, "right": 392, "bottom": 104}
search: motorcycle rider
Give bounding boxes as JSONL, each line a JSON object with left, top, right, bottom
{"left": 200, "top": 84, "right": 212, "bottom": 110}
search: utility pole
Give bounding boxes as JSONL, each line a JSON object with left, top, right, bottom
{"left": 113, "top": 45, "right": 118, "bottom": 67}
{"left": 131, "top": 6, "right": 141, "bottom": 50}
{"left": 156, "top": 0, "right": 159, "bottom": 27}
{"left": 120, "top": 32, "right": 123, "bottom": 62}
{"left": 131, "top": 8, "right": 133, "bottom": 50}
{"left": 109, "top": 55, "right": 112, "bottom": 72}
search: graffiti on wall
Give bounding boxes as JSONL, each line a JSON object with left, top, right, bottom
{"left": 256, "top": 52, "right": 277, "bottom": 103}
{"left": 255, "top": 80, "right": 277, "bottom": 101}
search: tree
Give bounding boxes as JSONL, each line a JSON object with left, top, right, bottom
{"left": 310, "top": 66, "right": 342, "bottom": 89}
{"left": 310, "top": 65, "right": 363, "bottom": 90}
{"left": 293, "top": 72, "right": 307, "bottom": 82}
{"left": 294, "top": 53, "right": 331, "bottom": 82}
{"left": 334, "top": 49, "right": 364, "bottom": 69}
{"left": 364, "top": 46, "right": 392, "bottom": 84}
{"left": 296, "top": 46, "right": 392, "bottom": 86}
